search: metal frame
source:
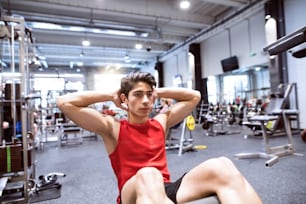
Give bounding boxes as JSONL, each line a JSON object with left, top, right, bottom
{"left": 235, "top": 109, "right": 302, "bottom": 167}
{"left": 0, "top": 15, "right": 31, "bottom": 203}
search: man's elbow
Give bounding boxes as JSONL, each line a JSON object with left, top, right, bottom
{"left": 194, "top": 90, "right": 201, "bottom": 104}
{"left": 56, "top": 96, "right": 65, "bottom": 110}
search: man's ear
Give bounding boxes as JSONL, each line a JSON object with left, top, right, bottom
{"left": 120, "top": 93, "right": 128, "bottom": 110}
{"left": 120, "top": 93, "right": 127, "bottom": 103}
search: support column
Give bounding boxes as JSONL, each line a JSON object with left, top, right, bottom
{"left": 155, "top": 61, "right": 164, "bottom": 88}
{"left": 189, "top": 43, "right": 208, "bottom": 103}
{"left": 265, "top": 0, "right": 288, "bottom": 92}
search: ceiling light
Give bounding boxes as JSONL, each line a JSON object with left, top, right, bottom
{"left": 135, "top": 43, "right": 142, "bottom": 49}
{"left": 140, "top": 32, "right": 149, "bottom": 37}
{"left": 69, "top": 26, "right": 85, "bottom": 32}
{"left": 180, "top": 0, "right": 190, "bottom": 10}
{"left": 82, "top": 32, "right": 90, "bottom": 46}
{"left": 105, "top": 29, "right": 137, "bottom": 37}
{"left": 254, "top": 67, "right": 261, "bottom": 71}
{"left": 82, "top": 39, "right": 90, "bottom": 46}
{"left": 30, "top": 22, "right": 62, "bottom": 30}
{"left": 27, "top": 22, "right": 149, "bottom": 38}
{"left": 34, "top": 73, "right": 83, "bottom": 78}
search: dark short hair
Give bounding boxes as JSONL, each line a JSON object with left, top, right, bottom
{"left": 120, "top": 71, "right": 156, "bottom": 97}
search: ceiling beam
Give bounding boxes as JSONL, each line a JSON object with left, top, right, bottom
{"left": 199, "top": 0, "right": 246, "bottom": 7}
{"left": 2, "top": 0, "right": 214, "bottom": 27}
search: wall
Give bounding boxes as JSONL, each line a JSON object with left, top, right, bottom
{"left": 284, "top": 0, "right": 306, "bottom": 128}
{"left": 162, "top": 9, "right": 268, "bottom": 79}
{"left": 162, "top": 1, "right": 306, "bottom": 128}
{"left": 201, "top": 10, "right": 268, "bottom": 78}
{"left": 163, "top": 48, "right": 189, "bottom": 87}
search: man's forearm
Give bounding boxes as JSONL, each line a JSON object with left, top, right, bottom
{"left": 56, "top": 91, "right": 115, "bottom": 108}
{"left": 156, "top": 87, "right": 201, "bottom": 102}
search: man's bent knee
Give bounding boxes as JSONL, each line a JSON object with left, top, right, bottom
{"left": 121, "top": 167, "right": 165, "bottom": 203}
{"left": 134, "top": 167, "right": 172, "bottom": 203}
{"left": 200, "top": 157, "right": 242, "bottom": 183}
{"left": 211, "top": 157, "right": 247, "bottom": 189}
{"left": 136, "top": 167, "right": 163, "bottom": 183}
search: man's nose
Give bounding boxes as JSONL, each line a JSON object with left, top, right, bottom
{"left": 142, "top": 95, "right": 149, "bottom": 103}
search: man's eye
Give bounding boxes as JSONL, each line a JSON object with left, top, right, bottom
{"left": 147, "top": 93, "right": 153, "bottom": 97}
{"left": 135, "top": 93, "right": 142, "bottom": 97}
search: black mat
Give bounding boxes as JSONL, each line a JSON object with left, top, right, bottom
{"left": 30, "top": 187, "right": 61, "bottom": 203}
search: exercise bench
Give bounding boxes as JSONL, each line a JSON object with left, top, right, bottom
{"left": 58, "top": 123, "right": 83, "bottom": 146}
{"left": 236, "top": 109, "right": 302, "bottom": 167}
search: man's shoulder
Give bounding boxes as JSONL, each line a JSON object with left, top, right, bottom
{"left": 152, "top": 115, "right": 167, "bottom": 130}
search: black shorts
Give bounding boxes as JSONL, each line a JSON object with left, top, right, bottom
{"left": 164, "top": 173, "right": 187, "bottom": 203}
{"left": 119, "top": 173, "right": 187, "bottom": 204}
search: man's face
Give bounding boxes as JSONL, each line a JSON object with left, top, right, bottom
{"left": 127, "top": 81, "right": 154, "bottom": 117}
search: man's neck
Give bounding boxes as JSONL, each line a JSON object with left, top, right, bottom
{"left": 128, "top": 114, "right": 149, "bottom": 124}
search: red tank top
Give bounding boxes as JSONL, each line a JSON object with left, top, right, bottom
{"left": 109, "top": 118, "right": 171, "bottom": 203}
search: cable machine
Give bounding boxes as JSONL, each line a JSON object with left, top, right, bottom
{"left": 0, "top": 15, "right": 34, "bottom": 203}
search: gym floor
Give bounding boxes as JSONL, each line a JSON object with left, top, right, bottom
{"left": 34, "top": 124, "right": 306, "bottom": 204}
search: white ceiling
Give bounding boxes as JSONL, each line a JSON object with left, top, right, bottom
{"left": 0, "top": 0, "right": 264, "bottom": 74}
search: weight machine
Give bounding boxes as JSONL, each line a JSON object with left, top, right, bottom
{"left": 199, "top": 102, "right": 240, "bottom": 136}
{"left": 235, "top": 26, "right": 305, "bottom": 167}
{"left": 0, "top": 15, "right": 65, "bottom": 203}
{"left": 0, "top": 15, "right": 33, "bottom": 203}
{"left": 166, "top": 115, "right": 196, "bottom": 156}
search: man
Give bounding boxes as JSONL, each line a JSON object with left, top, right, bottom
{"left": 57, "top": 71, "right": 262, "bottom": 204}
